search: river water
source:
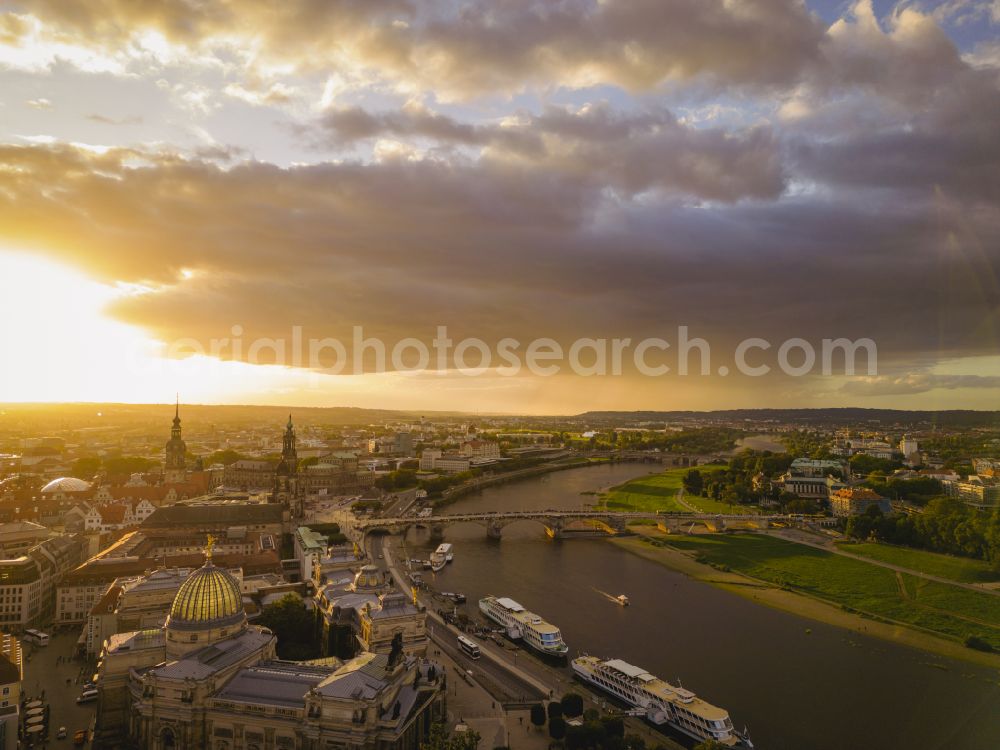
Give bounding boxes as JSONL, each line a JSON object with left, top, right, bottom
{"left": 403, "top": 463, "right": 1000, "bottom": 750}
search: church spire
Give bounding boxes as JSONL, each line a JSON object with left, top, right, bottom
{"left": 165, "top": 395, "right": 187, "bottom": 482}
{"left": 281, "top": 415, "right": 297, "bottom": 463}
{"left": 273, "top": 414, "right": 301, "bottom": 516}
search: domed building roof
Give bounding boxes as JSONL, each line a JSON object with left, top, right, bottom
{"left": 40, "top": 477, "right": 91, "bottom": 494}
{"left": 352, "top": 564, "right": 383, "bottom": 592}
{"left": 167, "top": 556, "right": 245, "bottom": 631}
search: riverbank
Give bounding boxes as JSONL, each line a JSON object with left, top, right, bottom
{"left": 598, "top": 467, "right": 758, "bottom": 515}
{"left": 436, "top": 456, "right": 622, "bottom": 506}
{"left": 611, "top": 531, "right": 1000, "bottom": 670}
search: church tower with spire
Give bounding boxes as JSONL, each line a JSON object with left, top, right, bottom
{"left": 164, "top": 397, "right": 187, "bottom": 484}
{"left": 273, "top": 415, "right": 303, "bottom": 516}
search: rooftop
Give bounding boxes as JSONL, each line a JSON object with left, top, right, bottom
{"left": 107, "top": 628, "right": 166, "bottom": 655}
{"left": 151, "top": 627, "right": 273, "bottom": 681}
{"left": 295, "top": 526, "right": 328, "bottom": 551}
{"left": 214, "top": 662, "right": 334, "bottom": 708}
{"left": 143, "top": 503, "right": 284, "bottom": 528}
{"left": 315, "top": 652, "right": 391, "bottom": 700}
{"left": 41, "top": 476, "right": 92, "bottom": 494}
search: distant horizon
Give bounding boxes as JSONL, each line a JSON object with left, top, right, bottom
{"left": 3, "top": 401, "right": 999, "bottom": 418}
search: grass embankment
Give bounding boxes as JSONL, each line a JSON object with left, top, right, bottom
{"left": 837, "top": 542, "right": 1000, "bottom": 584}
{"left": 600, "top": 467, "right": 756, "bottom": 515}
{"left": 600, "top": 468, "right": 688, "bottom": 512}
{"left": 613, "top": 532, "right": 1000, "bottom": 666}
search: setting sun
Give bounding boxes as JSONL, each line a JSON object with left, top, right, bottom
{"left": 0, "top": 251, "right": 342, "bottom": 404}
{"left": 0, "top": 251, "right": 161, "bottom": 401}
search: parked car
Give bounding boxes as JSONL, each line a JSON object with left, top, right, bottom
{"left": 73, "top": 728, "right": 88, "bottom": 745}
{"left": 76, "top": 688, "right": 98, "bottom": 704}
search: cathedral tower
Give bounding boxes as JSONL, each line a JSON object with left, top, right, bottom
{"left": 164, "top": 397, "right": 187, "bottom": 484}
{"left": 273, "top": 415, "right": 303, "bottom": 516}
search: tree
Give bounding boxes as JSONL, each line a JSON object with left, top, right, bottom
{"left": 582, "top": 720, "right": 607, "bottom": 747}
{"left": 547, "top": 701, "right": 563, "bottom": 720}
{"left": 422, "top": 722, "right": 482, "bottom": 750}
{"left": 70, "top": 456, "right": 101, "bottom": 479}
{"left": 548, "top": 717, "right": 567, "bottom": 742}
{"left": 565, "top": 726, "right": 587, "bottom": 750}
{"left": 257, "top": 594, "right": 319, "bottom": 660}
{"left": 599, "top": 716, "right": 623, "bottom": 739}
{"left": 693, "top": 741, "right": 727, "bottom": 750}
{"left": 849, "top": 454, "right": 901, "bottom": 476}
{"left": 207, "top": 449, "right": 246, "bottom": 466}
{"left": 530, "top": 704, "right": 546, "bottom": 729}
{"left": 682, "top": 469, "right": 704, "bottom": 496}
{"left": 103, "top": 455, "right": 158, "bottom": 476}
{"left": 561, "top": 692, "right": 584, "bottom": 718}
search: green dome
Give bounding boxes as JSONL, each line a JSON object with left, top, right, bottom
{"left": 168, "top": 561, "right": 244, "bottom": 629}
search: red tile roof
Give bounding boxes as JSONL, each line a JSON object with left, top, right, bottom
{"left": 99, "top": 504, "right": 129, "bottom": 525}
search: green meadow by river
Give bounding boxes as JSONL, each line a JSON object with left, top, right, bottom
{"left": 660, "top": 532, "right": 1000, "bottom": 650}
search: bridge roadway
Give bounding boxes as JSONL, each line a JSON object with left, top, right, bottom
{"left": 353, "top": 509, "right": 795, "bottom": 539}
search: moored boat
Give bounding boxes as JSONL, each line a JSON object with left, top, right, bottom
{"left": 479, "top": 595, "right": 568, "bottom": 656}
{"left": 429, "top": 543, "right": 452, "bottom": 572}
{"left": 572, "top": 655, "right": 752, "bottom": 747}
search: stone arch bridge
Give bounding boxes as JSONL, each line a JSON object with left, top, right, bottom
{"left": 353, "top": 510, "right": 781, "bottom": 541}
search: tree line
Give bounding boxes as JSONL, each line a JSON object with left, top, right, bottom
{"left": 845, "top": 498, "right": 1000, "bottom": 568}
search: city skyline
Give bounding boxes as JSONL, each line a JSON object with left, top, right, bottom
{"left": 1, "top": 0, "right": 998, "bottom": 413}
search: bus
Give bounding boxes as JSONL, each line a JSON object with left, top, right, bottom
{"left": 23, "top": 629, "right": 49, "bottom": 646}
{"left": 457, "top": 635, "right": 480, "bottom": 660}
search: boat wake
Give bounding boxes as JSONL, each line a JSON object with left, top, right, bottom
{"left": 593, "top": 587, "right": 628, "bottom": 606}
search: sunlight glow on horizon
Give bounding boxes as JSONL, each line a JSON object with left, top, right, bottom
{"left": 0, "top": 251, "right": 541, "bottom": 410}
{"left": 0, "top": 250, "right": 337, "bottom": 404}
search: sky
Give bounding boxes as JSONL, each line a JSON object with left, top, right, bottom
{"left": 0, "top": 0, "right": 998, "bottom": 414}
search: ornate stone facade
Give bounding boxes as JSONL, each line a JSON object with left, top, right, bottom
{"left": 94, "top": 552, "right": 444, "bottom": 750}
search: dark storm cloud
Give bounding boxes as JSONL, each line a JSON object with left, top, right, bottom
{"left": 0, "top": 142, "right": 996, "bottom": 374}
{"left": 317, "top": 105, "right": 545, "bottom": 156}
{"left": 317, "top": 103, "right": 786, "bottom": 201}
{"left": 784, "top": 3, "right": 1000, "bottom": 203}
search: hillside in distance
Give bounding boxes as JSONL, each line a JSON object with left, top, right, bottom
{"left": 573, "top": 408, "right": 1000, "bottom": 429}
{"left": 0, "top": 402, "right": 472, "bottom": 435}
